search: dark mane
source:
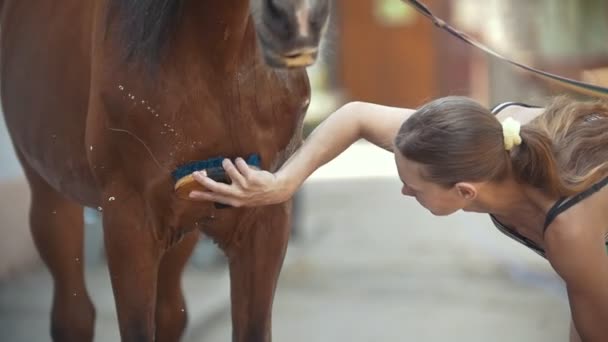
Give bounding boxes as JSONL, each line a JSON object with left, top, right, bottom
{"left": 107, "top": 0, "right": 185, "bottom": 67}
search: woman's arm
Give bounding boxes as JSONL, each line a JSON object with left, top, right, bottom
{"left": 545, "top": 222, "right": 608, "bottom": 341}
{"left": 188, "top": 101, "right": 414, "bottom": 206}
{"left": 274, "top": 101, "right": 412, "bottom": 189}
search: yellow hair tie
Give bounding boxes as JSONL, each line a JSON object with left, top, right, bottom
{"left": 502, "top": 117, "right": 522, "bottom": 151}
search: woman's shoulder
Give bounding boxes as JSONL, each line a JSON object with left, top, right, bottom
{"left": 544, "top": 195, "right": 608, "bottom": 254}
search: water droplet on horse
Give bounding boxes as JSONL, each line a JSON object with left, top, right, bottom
{"left": 155, "top": 114, "right": 159, "bottom": 117}
{"left": 89, "top": 145, "right": 93, "bottom": 151}
{"left": 180, "top": 308, "right": 185, "bottom": 312}
{"left": 52, "top": 210, "right": 57, "bottom": 214}
{"left": 118, "top": 85, "right": 124, "bottom": 91}
{"left": 108, "top": 196, "right": 116, "bottom": 202}
{"left": 73, "top": 293, "right": 77, "bottom": 297}
{"left": 97, "top": 206, "right": 103, "bottom": 212}
{"left": 75, "top": 258, "right": 80, "bottom": 262}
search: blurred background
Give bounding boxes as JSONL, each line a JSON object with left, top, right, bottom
{"left": 2, "top": 0, "right": 607, "bottom": 341}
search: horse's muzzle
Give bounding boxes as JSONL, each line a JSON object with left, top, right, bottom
{"left": 263, "top": 47, "right": 318, "bottom": 69}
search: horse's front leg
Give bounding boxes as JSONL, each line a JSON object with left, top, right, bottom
{"left": 155, "top": 231, "right": 199, "bottom": 342}
{"left": 225, "top": 203, "right": 291, "bottom": 342}
{"left": 103, "top": 193, "right": 162, "bottom": 342}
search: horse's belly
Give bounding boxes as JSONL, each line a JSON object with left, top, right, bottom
{"left": 0, "top": 0, "right": 100, "bottom": 206}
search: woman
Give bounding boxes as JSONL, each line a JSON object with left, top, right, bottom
{"left": 188, "top": 96, "right": 608, "bottom": 341}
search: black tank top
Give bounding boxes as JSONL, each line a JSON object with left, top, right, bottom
{"left": 489, "top": 102, "right": 608, "bottom": 258}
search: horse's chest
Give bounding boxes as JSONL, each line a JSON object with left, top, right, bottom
{"left": 96, "top": 68, "right": 310, "bottom": 189}
{"left": 156, "top": 70, "right": 310, "bottom": 169}
{"left": 219, "top": 69, "right": 311, "bottom": 149}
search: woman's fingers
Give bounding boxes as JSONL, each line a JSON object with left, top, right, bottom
{"left": 222, "top": 158, "right": 247, "bottom": 187}
{"left": 192, "top": 171, "right": 241, "bottom": 196}
{"left": 234, "top": 157, "right": 254, "bottom": 179}
{"left": 187, "top": 157, "right": 271, "bottom": 206}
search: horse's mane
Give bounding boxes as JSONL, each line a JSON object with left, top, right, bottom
{"left": 107, "top": 0, "right": 185, "bottom": 66}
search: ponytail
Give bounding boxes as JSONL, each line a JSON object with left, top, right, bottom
{"left": 510, "top": 96, "right": 608, "bottom": 197}
{"left": 510, "top": 127, "right": 566, "bottom": 196}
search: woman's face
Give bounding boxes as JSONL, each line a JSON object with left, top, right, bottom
{"left": 394, "top": 152, "right": 468, "bottom": 216}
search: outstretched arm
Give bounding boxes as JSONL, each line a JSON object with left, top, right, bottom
{"left": 188, "top": 101, "right": 414, "bottom": 207}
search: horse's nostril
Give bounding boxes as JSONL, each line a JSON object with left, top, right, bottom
{"left": 265, "top": 0, "right": 285, "bottom": 19}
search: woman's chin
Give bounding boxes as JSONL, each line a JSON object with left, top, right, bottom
{"left": 427, "top": 208, "right": 448, "bottom": 216}
{"left": 428, "top": 207, "right": 459, "bottom": 216}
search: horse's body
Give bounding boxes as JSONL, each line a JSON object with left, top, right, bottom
{"left": 0, "top": 0, "right": 328, "bottom": 340}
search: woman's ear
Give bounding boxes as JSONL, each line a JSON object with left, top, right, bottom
{"left": 455, "top": 182, "right": 478, "bottom": 201}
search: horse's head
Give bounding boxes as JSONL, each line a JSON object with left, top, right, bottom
{"left": 249, "top": 0, "right": 331, "bottom": 68}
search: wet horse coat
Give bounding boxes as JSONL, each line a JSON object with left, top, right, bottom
{"left": 0, "top": 0, "right": 328, "bottom": 340}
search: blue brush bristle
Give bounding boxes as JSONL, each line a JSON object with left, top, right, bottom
{"left": 171, "top": 154, "right": 261, "bottom": 182}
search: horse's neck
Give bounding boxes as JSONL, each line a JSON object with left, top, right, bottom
{"left": 170, "top": 0, "right": 253, "bottom": 72}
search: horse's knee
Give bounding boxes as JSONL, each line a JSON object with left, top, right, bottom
{"left": 156, "top": 295, "right": 187, "bottom": 324}
{"left": 50, "top": 295, "right": 95, "bottom": 342}
{"left": 234, "top": 324, "right": 268, "bottom": 342}
{"left": 155, "top": 295, "right": 188, "bottom": 342}
{"left": 121, "top": 321, "right": 158, "bottom": 342}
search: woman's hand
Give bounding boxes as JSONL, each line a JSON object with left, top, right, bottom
{"left": 188, "top": 157, "right": 292, "bottom": 207}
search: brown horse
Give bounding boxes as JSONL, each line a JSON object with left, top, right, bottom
{"left": 0, "top": 0, "right": 329, "bottom": 341}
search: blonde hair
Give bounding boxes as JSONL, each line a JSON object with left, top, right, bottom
{"left": 394, "top": 96, "right": 608, "bottom": 197}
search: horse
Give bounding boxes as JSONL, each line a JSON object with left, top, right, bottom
{"left": 0, "top": 0, "right": 329, "bottom": 341}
